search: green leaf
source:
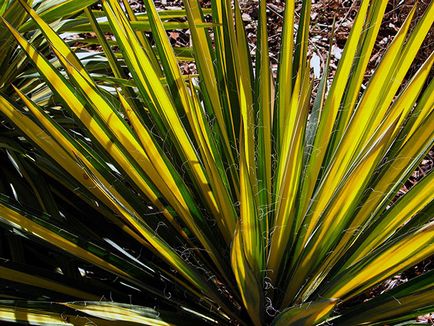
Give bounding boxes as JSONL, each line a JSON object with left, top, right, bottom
{"left": 335, "top": 270, "right": 434, "bottom": 325}
{"left": 272, "top": 299, "right": 337, "bottom": 326}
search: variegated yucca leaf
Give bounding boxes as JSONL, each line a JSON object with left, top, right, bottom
{"left": 0, "top": 0, "right": 104, "bottom": 101}
{"left": 0, "top": 0, "right": 433, "bottom": 324}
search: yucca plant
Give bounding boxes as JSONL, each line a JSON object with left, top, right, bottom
{"left": 0, "top": 0, "right": 433, "bottom": 324}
